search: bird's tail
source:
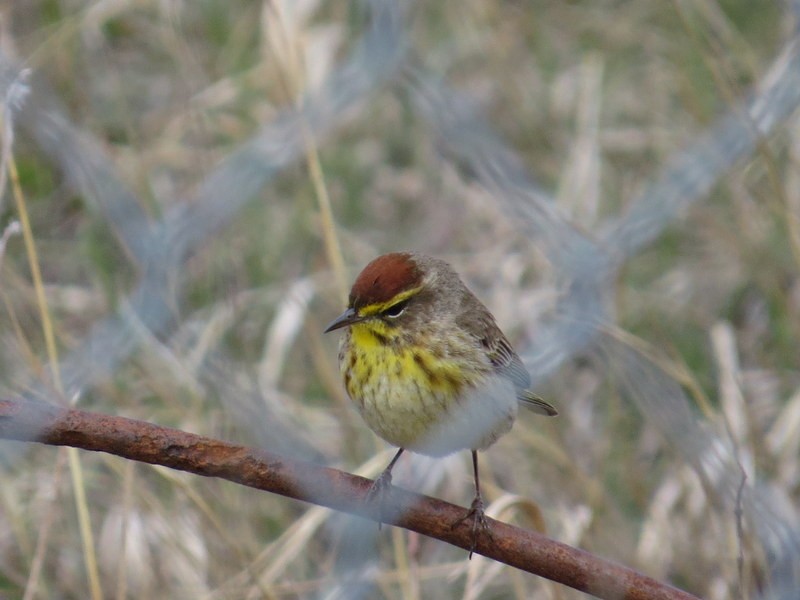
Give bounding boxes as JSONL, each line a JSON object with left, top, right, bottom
{"left": 517, "top": 390, "right": 558, "bottom": 416}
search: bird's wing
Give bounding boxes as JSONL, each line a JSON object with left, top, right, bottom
{"left": 486, "top": 332, "right": 558, "bottom": 417}
{"left": 488, "top": 335, "right": 531, "bottom": 389}
{"left": 457, "top": 294, "right": 557, "bottom": 417}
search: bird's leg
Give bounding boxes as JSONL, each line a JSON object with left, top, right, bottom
{"left": 366, "top": 448, "right": 404, "bottom": 528}
{"left": 452, "top": 450, "right": 492, "bottom": 558}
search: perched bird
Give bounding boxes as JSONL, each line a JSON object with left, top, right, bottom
{"left": 324, "top": 251, "right": 557, "bottom": 555}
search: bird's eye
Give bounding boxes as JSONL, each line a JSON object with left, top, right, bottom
{"left": 383, "top": 299, "right": 409, "bottom": 318}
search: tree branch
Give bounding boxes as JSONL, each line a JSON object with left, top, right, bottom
{"left": 0, "top": 398, "right": 698, "bottom": 600}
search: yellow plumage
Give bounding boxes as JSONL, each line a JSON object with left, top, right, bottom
{"left": 340, "top": 317, "right": 517, "bottom": 457}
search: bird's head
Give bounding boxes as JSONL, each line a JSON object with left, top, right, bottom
{"left": 324, "top": 252, "right": 460, "bottom": 339}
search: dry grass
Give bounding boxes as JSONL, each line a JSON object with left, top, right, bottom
{"left": 1, "top": 1, "right": 799, "bottom": 598}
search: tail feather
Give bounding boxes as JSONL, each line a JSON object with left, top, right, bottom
{"left": 517, "top": 390, "right": 558, "bottom": 416}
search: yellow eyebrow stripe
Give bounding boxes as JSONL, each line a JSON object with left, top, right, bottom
{"left": 358, "top": 286, "right": 422, "bottom": 317}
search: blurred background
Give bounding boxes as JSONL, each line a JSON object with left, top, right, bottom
{"left": 1, "top": 1, "right": 799, "bottom": 598}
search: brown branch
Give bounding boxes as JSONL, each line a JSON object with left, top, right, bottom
{"left": 0, "top": 398, "right": 698, "bottom": 600}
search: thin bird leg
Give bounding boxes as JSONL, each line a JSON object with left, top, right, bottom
{"left": 452, "top": 450, "right": 492, "bottom": 558}
{"left": 366, "top": 448, "right": 404, "bottom": 528}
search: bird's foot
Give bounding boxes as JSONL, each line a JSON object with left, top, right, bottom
{"left": 365, "top": 469, "right": 393, "bottom": 529}
{"left": 452, "top": 495, "right": 493, "bottom": 559}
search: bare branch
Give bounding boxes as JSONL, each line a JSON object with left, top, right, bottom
{"left": 0, "top": 398, "right": 699, "bottom": 600}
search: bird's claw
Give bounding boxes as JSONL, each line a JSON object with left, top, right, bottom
{"left": 365, "top": 470, "right": 393, "bottom": 529}
{"left": 452, "top": 495, "right": 493, "bottom": 558}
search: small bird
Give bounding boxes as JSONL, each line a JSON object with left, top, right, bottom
{"left": 324, "top": 252, "right": 557, "bottom": 555}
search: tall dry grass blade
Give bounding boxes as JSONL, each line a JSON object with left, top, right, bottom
{"left": 263, "top": 0, "right": 349, "bottom": 303}
{"left": 7, "top": 146, "right": 103, "bottom": 599}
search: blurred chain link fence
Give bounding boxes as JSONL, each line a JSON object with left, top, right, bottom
{"left": 2, "top": 0, "right": 799, "bottom": 597}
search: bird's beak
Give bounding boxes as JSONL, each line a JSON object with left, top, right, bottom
{"left": 323, "top": 307, "right": 363, "bottom": 333}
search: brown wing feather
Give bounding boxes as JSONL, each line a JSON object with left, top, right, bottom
{"left": 486, "top": 334, "right": 558, "bottom": 416}
{"left": 489, "top": 336, "right": 530, "bottom": 390}
{"left": 456, "top": 289, "right": 557, "bottom": 417}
